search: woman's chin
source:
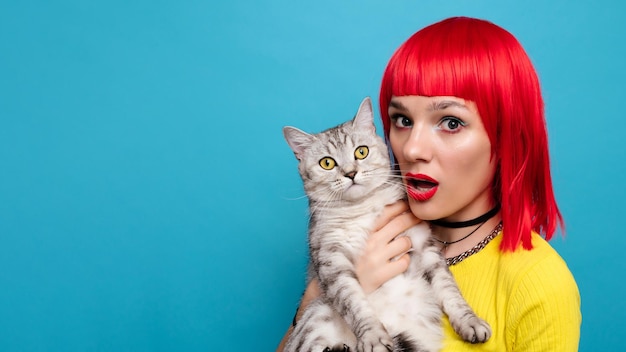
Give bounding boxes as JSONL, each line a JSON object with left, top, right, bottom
{"left": 407, "top": 198, "right": 442, "bottom": 221}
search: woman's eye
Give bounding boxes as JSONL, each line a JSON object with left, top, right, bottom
{"left": 438, "top": 116, "right": 466, "bottom": 132}
{"left": 392, "top": 114, "right": 412, "bottom": 128}
{"left": 354, "top": 146, "right": 369, "bottom": 160}
{"left": 319, "top": 157, "right": 336, "bottom": 170}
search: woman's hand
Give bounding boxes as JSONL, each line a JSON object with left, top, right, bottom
{"left": 355, "top": 201, "right": 421, "bottom": 294}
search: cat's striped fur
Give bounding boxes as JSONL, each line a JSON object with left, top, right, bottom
{"left": 283, "top": 97, "right": 491, "bottom": 352}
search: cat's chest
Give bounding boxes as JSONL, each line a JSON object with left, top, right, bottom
{"left": 339, "top": 216, "right": 376, "bottom": 243}
{"left": 311, "top": 211, "right": 379, "bottom": 253}
{"left": 310, "top": 189, "right": 401, "bottom": 252}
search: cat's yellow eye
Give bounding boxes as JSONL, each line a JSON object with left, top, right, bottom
{"left": 319, "top": 157, "right": 336, "bottom": 170}
{"left": 354, "top": 146, "right": 369, "bottom": 160}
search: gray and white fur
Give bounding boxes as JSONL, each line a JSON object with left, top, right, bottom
{"left": 282, "top": 97, "right": 491, "bottom": 352}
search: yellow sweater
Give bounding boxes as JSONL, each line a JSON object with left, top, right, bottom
{"left": 441, "top": 232, "right": 581, "bottom": 351}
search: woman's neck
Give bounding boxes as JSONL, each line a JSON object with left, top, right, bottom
{"left": 431, "top": 214, "right": 502, "bottom": 259}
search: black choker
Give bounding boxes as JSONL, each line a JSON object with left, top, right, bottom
{"left": 430, "top": 204, "right": 500, "bottom": 228}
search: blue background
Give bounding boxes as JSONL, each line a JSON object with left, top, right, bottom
{"left": 1, "top": 0, "right": 624, "bottom": 351}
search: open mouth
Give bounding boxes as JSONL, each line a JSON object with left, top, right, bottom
{"left": 405, "top": 173, "right": 439, "bottom": 201}
{"left": 408, "top": 178, "right": 438, "bottom": 189}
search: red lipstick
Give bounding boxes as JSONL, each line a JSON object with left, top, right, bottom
{"left": 405, "top": 173, "right": 439, "bottom": 201}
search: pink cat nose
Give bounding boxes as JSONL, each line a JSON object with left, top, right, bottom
{"left": 344, "top": 171, "right": 357, "bottom": 180}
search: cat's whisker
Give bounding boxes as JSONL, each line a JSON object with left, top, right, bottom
{"left": 282, "top": 186, "right": 338, "bottom": 203}
{"left": 310, "top": 187, "right": 341, "bottom": 202}
{"left": 281, "top": 194, "right": 311, "bottom": 201}
{"left": 391, "top": 161, "right": 430, "bottom": 170}
{"left": 301, "top": 186, "right": 340, "bottom": 203}
{"left": 308, "top": 188, "right": 343, "bottom": 218}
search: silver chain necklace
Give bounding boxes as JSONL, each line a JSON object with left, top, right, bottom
{"left": 446, "top": 222, "right": 503, "bottom": 266}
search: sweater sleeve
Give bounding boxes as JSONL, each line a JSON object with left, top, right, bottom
{"left": 506, "top": 253, "right": 581, "bottom": 351}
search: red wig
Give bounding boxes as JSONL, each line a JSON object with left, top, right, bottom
{"left": 379, "top": 17, "right": 563, "bottom": 251}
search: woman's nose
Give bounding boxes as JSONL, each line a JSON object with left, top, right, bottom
{"left": 402, "top": 125, "right": 433, "bottom": 162}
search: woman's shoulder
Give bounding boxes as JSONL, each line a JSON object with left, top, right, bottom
{"left": 451, "top": 231, "right": 579, "bottom": 301}
{"left": 493, "top": 232, "right": 576, "bottom": 291}
{"left": 457, "top": 231, "right": 579, "bottom": 299}
{"left": 500, "top": 233, "right": 573, "bottom": 278}
{"left": 458, "top": 231, "right": 570, "bottom": 274}
{"left": 501, "top": 233, "right": 582, "bottom": 349}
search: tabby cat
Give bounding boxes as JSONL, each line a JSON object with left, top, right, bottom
{"left": 282, "top": 97, "right": 491, "bottom": 352}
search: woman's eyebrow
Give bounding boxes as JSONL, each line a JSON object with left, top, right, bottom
{"left": 430, "top": 100, "right": 468, "bottom": 111}
{"left": 388, "top": 100, "right": 408, "bottom": 111}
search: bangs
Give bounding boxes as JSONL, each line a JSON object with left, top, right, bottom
{"left": 380, "top": 17, "right": 502, "bottom": 137}
{"left": 387, "top": 34, "right": 482, "bottom": 99}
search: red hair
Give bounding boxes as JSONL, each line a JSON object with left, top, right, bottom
{"left": 379, "top": 17, "right": 563, "bottom": 251}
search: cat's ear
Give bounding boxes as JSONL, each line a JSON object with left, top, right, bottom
{"left": 283, "top": 126, "right": 315, "bottom": 161}
{"left": 352, "top": 97, "right": 376, "bottom": 134}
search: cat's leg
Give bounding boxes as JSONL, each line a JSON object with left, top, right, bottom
{"left": 371, "top": 279, "right": 442, "bottom": 352}
{"left": 387, "top": 311, "right": 442, "bottom": 352}
{"left": 383, "top": 317, "right": 441, "bottom": 352}
{"left": 284, "top": 298, "right": 356, "bottom": 352}
{"left": 315, "top": 248, "right": 394, "bottom": 352}
{"left": 414, "top": 242, "right": 491, "bottom": 343}
{"left": 392, "top": 333, "right": 436, "bottom": 352}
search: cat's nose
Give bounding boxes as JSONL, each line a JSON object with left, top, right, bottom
{"left": 344, "top": 171, "right": 357, "bottom": 180}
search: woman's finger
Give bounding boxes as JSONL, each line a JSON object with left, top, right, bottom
{"left": 372, "top": 201, "right": 410, "bottom": 231}
{"left": 372, "top": 211, "right": 422, "bottom": 245}
{"left": 385, "top": 253, "right": 411, "bottom": 274}
{"left": 384, "top": 235, "right": 412, "bottom": 261}
{"left": 359, "top": 253, "right": 411, "bottom": 294}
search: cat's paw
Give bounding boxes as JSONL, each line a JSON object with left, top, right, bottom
{"left": 322, "top": 344, "right": 351, "bottom": 352}
{"left": 356, "top": 323, "right": 393, "bottom": 352}
{"left": 304, "top": 333, "right": 355, "bottom": 352}
{"left": 306, "top": 342, "right": 353, "bottom": 352}
{"left": 453, "top": 316, "right": 491, "bottom": 344}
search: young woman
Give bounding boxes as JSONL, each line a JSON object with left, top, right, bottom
{"left": 278, "top": 16, "right": 581, "bottom": 351}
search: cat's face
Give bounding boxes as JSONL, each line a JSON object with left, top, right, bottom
{"left": 284, "top": 97, "right": 392, "bottom": 203}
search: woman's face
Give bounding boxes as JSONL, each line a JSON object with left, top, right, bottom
{"left": 388, "top": 95, "right": 497, "bottom": 222}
